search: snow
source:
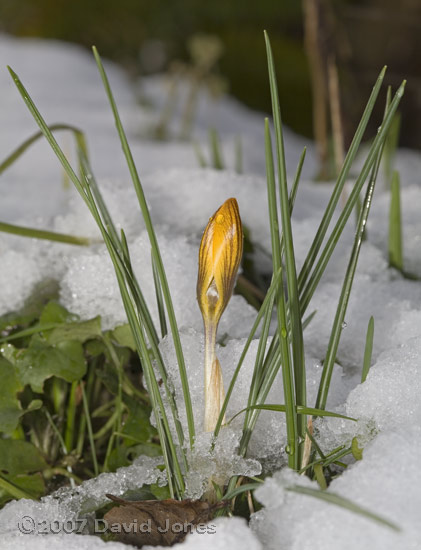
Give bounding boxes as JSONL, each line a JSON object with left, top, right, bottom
{"left": 0, "top": 31, "right": 421, "bottom": 550}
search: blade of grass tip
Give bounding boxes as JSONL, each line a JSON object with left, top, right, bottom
{"left": 7, "top": 67, "right": 96, "bottom": 210}
{"left": 316, "top": 135, "right": 383, "bottom": 411}
{"left": 92, "top": 47, "right": 195, "bottom": 448}
{"left": 151, "top": 249, "right": 168, "bottom": 338}
{"left": 290, "top": 147, "right": 306, "bottom": 212}
{"left": 286, "top": 485, "right": 401, "bottom": 532}
{"left": 0, "top": 220, "right": 91, "bottom": 246}
{"left": 302, "top": 309, "right": 317, "bottom": 330}
{"left": 213, "top": 266, "right": 283, "bottom": 441}
{"left": 192, "top": 138, "right": 208, "bottom": 168}
{"left": 361, "top": 316, "right": 374, "bottom": 383}
{"left": 235, "top": 136, "right": 243, "bottom": 174}
{"left": 0, "top": 123, "right": 85, "bottom": 176}
{"left": 300, "top": 80, "right": 406, "bottom": 317}
{"left": 297, "top": 66, "right": 387, "bottom": 293}
{"left": 388, "top": 170, "right": 403, "bottom": 270}
{"left": 208, "top": 127, "right": 224, "bottom": 170}
{"left": 264, "top": 115, "right": 297, "bottom": 468}
{"left": 265, "top": 31, "right": 306, "bottom": 463}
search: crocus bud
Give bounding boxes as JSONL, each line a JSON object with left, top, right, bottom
{"left": 197, "top": 198, "right": 243, "bottom": 330}
{"left": 197, "top": 198, "right": 243, "bottom": 432}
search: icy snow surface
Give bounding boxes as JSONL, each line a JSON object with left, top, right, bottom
{"left": 1, "top": 33, "right": 421, "bottom": 549}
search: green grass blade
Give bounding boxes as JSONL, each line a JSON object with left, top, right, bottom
{"left": 316, "top": 142, "right": 382, "bottom": 410}
{"left": 229, "top": 404, "right": 356, "bottom": 424}
{"left": 208, "top": 127, "right": 224, "bottom": 170}
{"left": 192, "top": 139, "right": 207, "bottom": 168}
{"left": 297, "top": 66, "right": 387, "bottom": 292}
{"left": 388, "top": 170, "right": 403, "bottom": 270}
{"left": 0, "top": 123, "right": 85, "bottom": 176}
{"left": 361, "top": 316, "right": 374, "bottom": 383}
{"left": 300, "top": 80, "right": 406, "bottom": 316}
{"left": 286, "top": 485, "right": 401, "bottom": 532}
{"left": 80, "top": 382, "right": 99, "bottom": 477}
{"left": 92, "top": 46, "right": 195, "bottom": 448}
{"left": 0, "top": 220, "right": 91, "bottom": 246}
{"left": 265, "top": 31, "right": 306, "bottom": 464}
{"left": 0, "top": 473, "right": 38, "bottom": 500}
{"left": 290, "top": 147, "right": 306, "bottom": 211}
{"left": 264, "top": 114, "right": 297, "bottom": 468}
{"left": 151, "top": 250, "right": 168, "bottom": 338}
{"left": 222, "top": 482, "right": 262, "bottom": 501}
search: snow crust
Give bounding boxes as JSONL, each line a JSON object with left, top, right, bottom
{"left": 0, "top": 32, "right": 421, "bottom": 550}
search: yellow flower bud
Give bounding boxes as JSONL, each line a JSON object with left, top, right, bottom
{"left": 197, "top": 198, "right": 243, "bottom": 432}
{"left": 197, "top": 197, "right": 243, "bottom": 330}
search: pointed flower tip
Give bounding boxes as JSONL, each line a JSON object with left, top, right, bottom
{"left": 197, "top": 198, "right": 243, "bottom": 328}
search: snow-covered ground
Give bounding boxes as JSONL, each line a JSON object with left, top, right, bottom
{"left": 0, "top": 33, "right": 421, "bottom": 549}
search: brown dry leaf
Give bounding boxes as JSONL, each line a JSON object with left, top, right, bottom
{"left": 104, "top": 494, "right": 223, "bottom": 547}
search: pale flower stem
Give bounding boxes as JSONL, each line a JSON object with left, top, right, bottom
{"left": 204, "top": 321, "right": 225, "bottom": 432}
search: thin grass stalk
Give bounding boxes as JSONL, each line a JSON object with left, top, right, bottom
{"left": 265, "top": 32, "right": 306, "bottom": 464}
{"left": 361, "top": 316, "right": 374, "bottom": 383}
{"left": 300, "top": 81, "right": 406, "bottom": 316}
{"left": 297, "top": 66, "right": 387, "bottom": 291}
{"left": 388, "top": 171, "right": 403, "bottom": 270}
{"left": 208, "top": 128, "right": 224, "bottom": 170}
{"left": 64, "top": 381, "right": 78, "bottom": 451}
{"left": 315, "top": 144, "right": 382, "bottom": 410}
{"left": 264, "top": 116, "right": 297, "bottom": 468}
{"left": 80, "top": 382, "right": 99, "bottom": 477}
{"left": 0, "top": 123, "right": 85, "bottom": 175}
{"left": 0, "top": 221, "right": 91, "bottom": 245}
{"left": 151, "top": 250, "right": 168, "bottom": 338}
{"left": 92, "top": 47, "right": 195, "bottom": 448}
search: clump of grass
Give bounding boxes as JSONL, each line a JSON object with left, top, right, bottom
{"left": 2, "top": 30, "right": 405, "bottom": 533}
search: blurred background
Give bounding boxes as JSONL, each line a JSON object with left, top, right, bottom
{"left": 1, "top": 0, "right": 420, "bottom": 170}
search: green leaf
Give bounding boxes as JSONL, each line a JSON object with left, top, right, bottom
{"left": 111, "top": 324, "right": 136, "bottom": 351}
{"left": 0, "top": 472, "right": 45, "bottom": 503}
{"left": 3, "top": 340, "right": 86, "bottom": 393}
{"left": 351, "top": 437, "right": 363, "bottom": 461}
{"left": 0, "top": 439, "right": 48, "bottom": 475}
{"left": 0, "top": 357, "right": 23, "bottom": 433}
{"left": 121, "top": 396, "right": 156, "bottom": 444}
{"left": 46, "top": 317, "right": 102, "bottom": 345}
{"left": 39, "top": 301, "right": 76, "bottom": 324}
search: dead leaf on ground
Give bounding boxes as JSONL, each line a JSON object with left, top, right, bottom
{"left": 104, "top": 494, "right": 225, "bottom": 547}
